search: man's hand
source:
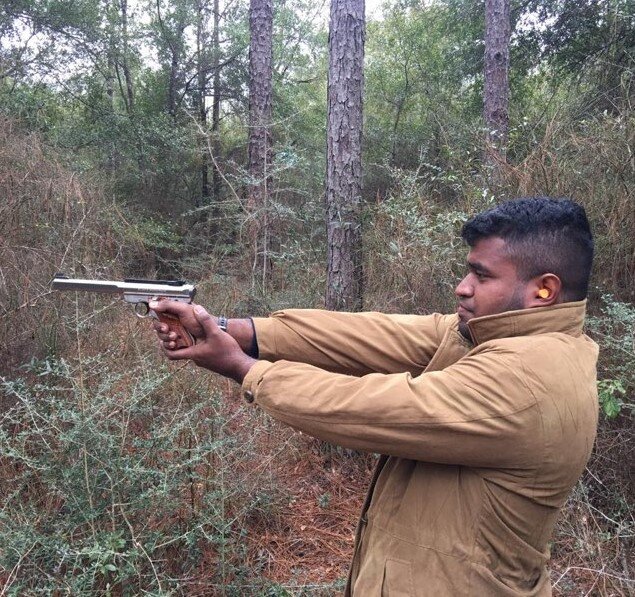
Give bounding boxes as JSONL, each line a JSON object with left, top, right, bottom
{"left": 150, "top": 300, "right": 257, "bottom": 384}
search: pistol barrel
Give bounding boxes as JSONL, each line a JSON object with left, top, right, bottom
{"left": 51, "top": 275, "right": 195, "bottom": 299}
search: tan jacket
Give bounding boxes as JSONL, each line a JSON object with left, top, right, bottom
{"left": 242, "top": 301, "right": 599, "bottom": 596}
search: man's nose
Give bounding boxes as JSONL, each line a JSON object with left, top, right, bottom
{"left": 455, "top": 275, "right": 473, "bottom": 297}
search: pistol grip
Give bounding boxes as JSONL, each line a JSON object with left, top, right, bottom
{"left": 156, "top": 311, "right": 195, "bottom": 349}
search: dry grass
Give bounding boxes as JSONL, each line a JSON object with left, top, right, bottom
{"left": 551, "top": 432, "right": 634, "bottom": 596}
{"left": 0, "top": 119, "right": 153, "bottom": 374}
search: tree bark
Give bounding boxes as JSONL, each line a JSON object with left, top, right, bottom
{"left": 118, "top": 0, "right": 135, "bottom": 113}
{"left": 211, "top": 0, "right": 221, "bottom": 202}
{"left": 154, "top": 0, "right": 185, "bottom": 118}
{"left": 247, "top": 0, "right": 273, "bottom": 289}
{"left": 325, "top": 0, "right": 365, "bottom": 312}
{"left": 196, "top": 0, "right": 210, "bottom": 204}
{"left": 106, "top": 38, "right": 118, "bottom": 172}
{"left": 483, "top": 0, "right": 511, "bottom": 174}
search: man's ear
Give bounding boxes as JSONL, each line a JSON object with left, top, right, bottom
{"left": 527, "top": 273, "right": 562, "bottom": 307}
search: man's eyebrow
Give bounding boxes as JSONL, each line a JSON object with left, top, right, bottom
{"left": 467, "top": 260, "right": 493, "bottom": 274}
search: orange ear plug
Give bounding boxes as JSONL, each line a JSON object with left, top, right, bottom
{"left": 538, "top": 288, "right": 550, "bottom": 299}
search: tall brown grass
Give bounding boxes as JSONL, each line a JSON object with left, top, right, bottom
{"left": 0, "top": 119, "right": 152, "bottom": 373}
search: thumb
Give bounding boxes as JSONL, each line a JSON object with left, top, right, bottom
{"left": 192, "top": 304, "right": 219, "bottom": 335}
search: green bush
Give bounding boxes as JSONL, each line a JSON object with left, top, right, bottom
{"left": 587, "top": 294, "right": 635, "bottom": 420}
{"left": 0, "top": 355, "right": 284, "bottom": 594}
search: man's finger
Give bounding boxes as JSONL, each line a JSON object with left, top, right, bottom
{"left": 192, "top": 305, "right": 219, "bottom": 335}
{"left": 155, "top": 330, "right": 175, "bottom": 341}
{"left": 152, "top": 321, "right": 170, "bottom": 333}
{"left": 153, "top": 327, "right": 176, "bottom": 341}
{"left": 162, "top": 344, "right": 196, "bottom": 360}
{"left": 149, "top": 299, "right": 190, "bottom": 317}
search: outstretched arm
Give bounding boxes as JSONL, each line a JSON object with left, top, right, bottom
{"left": 251, "top": 309, "right": 455, "bottom": 376}
{"left": 241, "top": 345, "right": 544, "bottom": 468}
{"left": 153, "top": 301, "right": 457, "bottom": 378}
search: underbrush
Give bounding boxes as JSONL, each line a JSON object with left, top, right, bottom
{"left": 0, "top": 347, "right": 323, "bottom": 595}
{"left": 0, "top": 323, "right": 370, "bottom": 595}
{"left": 2, "top": 355, "right": 218, "bottom": 593}
{"left": 1, "top": 109, "right": 634, "bottom": 594}
{"left": 499, "top": 112, "right": 635, "bottom": 302}
{"left": 0, "top": 118, "right": 179, "bottom": 374}
{"left": 552, "top": 295, "right": 635, "bottom": 595}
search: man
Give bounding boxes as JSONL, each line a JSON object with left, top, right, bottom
{"left": 151, "top": 197, "right": 598, "bottom": 596}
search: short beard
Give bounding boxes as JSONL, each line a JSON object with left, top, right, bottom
{"left": 458, "top": 320, "right": 472, "bottom": 341}
{"left": 458, "top": 287, "right": 527, "bottom": 343}
{"left": 502, "top": 286, "right": 528, "bottom": 314}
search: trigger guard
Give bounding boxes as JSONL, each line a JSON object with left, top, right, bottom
{"left": 134, "top": 301, "right": 151, "bottom": 318}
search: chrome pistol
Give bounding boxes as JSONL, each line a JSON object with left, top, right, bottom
{"left": 51, "top": 274, "right": 197, "bottom": 348}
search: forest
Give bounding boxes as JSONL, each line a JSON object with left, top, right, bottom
{"left": 0, "top": 0, "right": 633, "bottom": 594}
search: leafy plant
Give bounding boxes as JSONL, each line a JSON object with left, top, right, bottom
{"left": 0, "top": 354, "right": 290, "bottom": 593}
{"left": 587, "top": 294, "right": 635, "bottom": 420}
{"left": 597, "top": 379, "right": 627, "bottom": 419}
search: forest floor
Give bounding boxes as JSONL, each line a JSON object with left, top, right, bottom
{"left": 224, "top": 385, "right": 375, "bottom": 593}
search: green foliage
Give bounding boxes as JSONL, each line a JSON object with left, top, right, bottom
{"left": 365, "top": 1, "right": 477, "bottom": 178}
{"left": 364, "top": 163, "right": 474, "bottom": 313}
{"left": 597, "top": 378, "right": 627, "bottom": 419}
{"left": 587, "top": 294, "right": 635, "bottom": 420}
{"left": 2, "top": 357, "right": 200, "bottom": 591}
{"left": 0, "top": 81, "right": 65, "bottom": 132}
{"left": 518, "top": 0, "right": 635, "bottom": 113}
{"left": 0, "top": 355, "right": 295, "bottom": 593}
{"left": 1, "top": 0, "right": 634, "bottom": 592}
{"left": 120, "top": 216, "right": 183, "bottom": 251}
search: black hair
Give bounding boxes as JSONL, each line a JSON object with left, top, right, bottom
{"left": 461, "top": 197, "right": 594, "bottom": 301}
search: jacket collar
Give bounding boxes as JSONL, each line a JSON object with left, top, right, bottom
{"left": 467, "top": 300, "right": 587, "bottom": 346}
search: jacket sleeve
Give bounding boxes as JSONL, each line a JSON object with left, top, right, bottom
{"left": 241, "top": 342, "right": 543, "bottom": 469}
{"left": 251, "top": 309, "right": 455, "bottom": 376}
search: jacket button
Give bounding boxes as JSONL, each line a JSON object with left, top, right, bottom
{"left": 244, "top": 390, "right": 255, "bottom": 403}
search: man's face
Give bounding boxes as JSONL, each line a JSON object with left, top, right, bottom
{"left": 455, "top": 236, "right": 532, "bottom": 340}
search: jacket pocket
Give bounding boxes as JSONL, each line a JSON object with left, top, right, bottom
{"left": 381, "top": 559, "right": 415, "bottom": 597}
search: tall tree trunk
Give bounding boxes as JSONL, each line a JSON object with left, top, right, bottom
{"left": 211, "top": 0, "right": 221, "bottom": 202}
{"left": 325, "top": 0, "right": 365, "bottom": 312}
{"left": 197, "top": 0, "right": 210, "bottom": 205}
{"left": 106, "top": 41, "right": 117, "bottom": 172}
{"left": 167, "top": 46, "right": 179, "bottom": 117}
{"left": 155, "top": 0, "right": 184, "bottom": 118}
{"left": 483, "top": 0, "right": 510, "bottom": 176}
{"left": 247, "top": 0, "right": 273, "bottom": 289}
{"left": 119, "top": 0, "right": 134, "bottom": 113}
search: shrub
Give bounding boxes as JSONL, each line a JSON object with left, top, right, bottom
{"left": 0, "top": 351, "right": 304, "bottom": 594}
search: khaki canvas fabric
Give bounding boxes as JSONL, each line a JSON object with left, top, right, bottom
{"left": 241, "top": 300, "right": 599, "bottom": 596}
